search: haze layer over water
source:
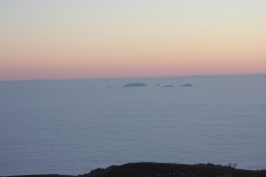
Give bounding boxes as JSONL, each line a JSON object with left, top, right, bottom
{"left": 0, "top": 75, "right": 265, "bottom": 175}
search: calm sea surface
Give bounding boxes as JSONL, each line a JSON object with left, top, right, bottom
{"left": 0, "top": 75, "right": 265, "bottom": 175}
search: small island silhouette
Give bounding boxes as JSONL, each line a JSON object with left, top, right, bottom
{"left": 123, "top": 83, "right": 148, "bottom": 87}
{"left": 181, "top": 83, "right": 193, "bottom": 87}
{"left": 163, "top": 85, "right": 174, "bottom": 87}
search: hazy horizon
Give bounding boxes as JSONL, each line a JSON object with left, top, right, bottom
{"left": 0, "top": 73, "right": 265, "bottom": 82}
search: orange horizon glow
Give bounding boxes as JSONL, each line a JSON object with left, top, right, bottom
{"left": 0, "top": 1, "right": 265, "bottom": 81}
{"left": 1, "top": 62, "right": 265, "bottom": 81}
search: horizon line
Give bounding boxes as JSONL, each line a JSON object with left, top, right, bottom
{"left": 0, "top": 73, "right": 265, "bottom": 82}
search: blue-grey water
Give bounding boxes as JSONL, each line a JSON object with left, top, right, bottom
{"left": 0, "top": 75, "right": 265, "bottom": 176}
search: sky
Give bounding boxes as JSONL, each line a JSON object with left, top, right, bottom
{"left": 0, "top": 0, "right": 266, "bottom": 81}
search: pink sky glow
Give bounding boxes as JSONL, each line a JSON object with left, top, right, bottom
{"left": 0, "top": 1, "right": 265, "bottom": 81}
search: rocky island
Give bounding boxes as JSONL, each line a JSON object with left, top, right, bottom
{"left": 163, "top": 85, "right": 174, "bottom": 87}
{"left": 181, "top": 83, "right": 193, "bottom": 87}
{"left": 123, "top": 83, "right": 148, "bottom": 87}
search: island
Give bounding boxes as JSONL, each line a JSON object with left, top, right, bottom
{"left": 181, "top": 83, "right": 193, "bottom": 87}
{"left": 163, "top": 85, "right": 174, "bottom": 87}
{"left": 123, "top": 83, "right": 148, "bottom": 87}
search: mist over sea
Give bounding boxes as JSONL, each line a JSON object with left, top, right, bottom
{"left": 0, "top": 75, "right": 265, "bottom": 176}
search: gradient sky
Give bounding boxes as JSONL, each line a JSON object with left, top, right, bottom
{"left": 0, "top": 0, "right": 266, "bottom": 80}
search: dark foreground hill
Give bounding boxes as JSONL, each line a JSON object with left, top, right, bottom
{"left": 5, "top": 162, "right": 266, "bottom": 177}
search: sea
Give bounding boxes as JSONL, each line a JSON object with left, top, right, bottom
{"left": 0, "top": 75, "right": 265, "bottom": 176}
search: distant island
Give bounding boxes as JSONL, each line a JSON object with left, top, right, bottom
{"left": 181, "top": 83, "right": 193, "bottom": 87}
{"left": 163, "top": 85, "right": 174, "bottom": 87}
{"left": 123, "top": 83, "right": 148, "bottom": 87}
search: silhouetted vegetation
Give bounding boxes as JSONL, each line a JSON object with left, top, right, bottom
{"left": 78, "top": 162, "right": 266, "bottom": 177}
{"left": 196, "top": 162, "right": 237, "bottom": 168}
{"left": 5, "top": 162, "right": 266, "bottom": 177}
{"left": 78, "top": 165, "right": 117, "bottom": 177}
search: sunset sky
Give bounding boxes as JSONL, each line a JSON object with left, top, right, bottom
{"left": 0, "top": 0, "right": 265, "bottom": 81}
